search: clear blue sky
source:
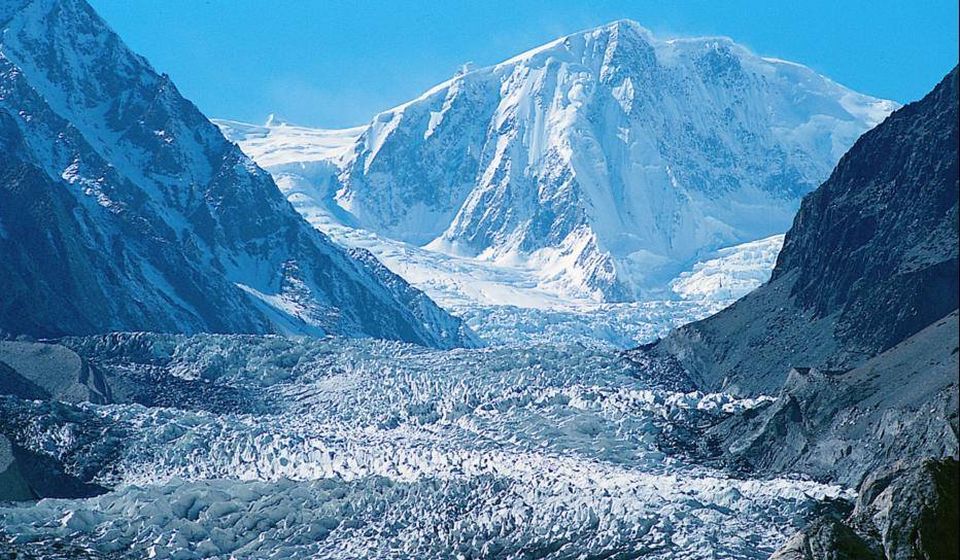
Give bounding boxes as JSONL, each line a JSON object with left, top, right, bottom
{"left": 89, "top": 0, "right": 958, "bottom": 129}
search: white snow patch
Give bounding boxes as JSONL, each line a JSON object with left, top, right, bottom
{"left": 671, "top": 234, "right": 785, "bottom": 301}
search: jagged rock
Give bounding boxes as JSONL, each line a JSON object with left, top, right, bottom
{"left": 770, "top": 516, "right": 882, "bottom": 560}
{"left": 771, "top": 459, "right": 959, "bottom": 560}
{"left": 852, "top": 458, "right": 959, "bottom": 560}
{"left": 709, "top": 311, "right": 958, "bottom": 486}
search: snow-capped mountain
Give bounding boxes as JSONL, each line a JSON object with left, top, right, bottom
{"left": 0, "top": 0, "right": 476, "bottom": 348}
{"left": 219, "top": 20, "right": 896, "bottom": 302}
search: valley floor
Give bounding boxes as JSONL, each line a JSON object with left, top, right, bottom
{"left": 0, "top": 334, "right": 845, "bottom": 559}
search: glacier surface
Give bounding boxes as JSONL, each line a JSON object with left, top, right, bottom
{"left": 0, "top": 334, "right": 848, "bottom": 559}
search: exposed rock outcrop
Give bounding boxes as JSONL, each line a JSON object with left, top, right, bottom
{"left": 771, "top": 459, "right": 959, "bottom": 560}
{"left": 709, "top": 311, "right": 958, "bottom": 487}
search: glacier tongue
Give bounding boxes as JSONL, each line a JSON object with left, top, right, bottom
{"left": 0, "top": 334, "right": 847, "bottom": 559}
{"left": 217, "top": 20, "right": 896, "bottom": 304}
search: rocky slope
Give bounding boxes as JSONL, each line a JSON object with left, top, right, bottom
{"left": 636, "top": 66, "right": 959, "bottom": 560}
{"left": 708, "top": 311, "right": 958, "bottom": 487}
{"left": 643, "top": 66, "right": 958, "bottom": 396}
{"left": 218, "top": 21, "right": 895, "bottom": 302}
{"left": 0, "top": 0, "right": 475, "bottom": 348}
{"left": 770, "top": 459, "right": 958, "bottom": 560}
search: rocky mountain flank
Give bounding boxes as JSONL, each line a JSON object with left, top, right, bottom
{"left": 642, "top": 66, "right": 958, "bottom": 396}
{"left": 0, "top": 0, "right": 476, "bottom": 348}
{"left": 636, "top": 67, "right": 959, "bottom": 559}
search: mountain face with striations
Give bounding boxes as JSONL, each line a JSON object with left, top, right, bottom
{"left": 644, "top": 66, "right": 958, "bottom": 396}
{"left": 0, "top": 0, "right": 477, "bottom": 348}
{"left": 219, "top": 21, "right": 896, "bottom": 302}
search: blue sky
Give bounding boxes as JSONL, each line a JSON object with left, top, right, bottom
{"left": 89, "top": 0, "right": 958, "bottom": 129}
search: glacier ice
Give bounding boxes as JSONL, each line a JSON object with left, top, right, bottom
{"left": 0, "top": 334, "right": 848, "bottom": 559}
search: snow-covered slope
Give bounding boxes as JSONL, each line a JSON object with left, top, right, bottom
{"left": 670, "top": 234, "right": 784, "bottom": 301}
{"left": 204, "top": 205, "right": 785, "bottom": 346}
{"left": 0, "top": 0, "right": 475, "bottom": 348}
{"left": 218, "top": 20, "right": 896, "bottom": 303}
{"left": 216, "top": 116, "right": 363, "bottom": 168}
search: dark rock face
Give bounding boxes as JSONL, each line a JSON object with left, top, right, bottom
{"left": 709, "top": 311, "right": 958, "bottom": 487}
{"left": 633, "top": 67, "right": 959, "bottom": 559}
{"left": 775, "top": 66, "right": 959, "bottom": 358}
{"left": 771, "top": 459, "right": 959, "bottom": 560}
{"left": 770, "top": 516, "right": 882, "bottom": 560}
{"left": 641, "top": 67, "right": 958, "bottom": 396}
{"left": 854, "top": 459, "right": 959, "bottom": 560}
{"left": 0, "top": 0, "right": 475, "bottom": 349}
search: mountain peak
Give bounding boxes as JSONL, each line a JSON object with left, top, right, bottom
{"left": 219, "top": 19, "right": 897, "bottom": 304}
{"left": 593, "top": 18, "right": 654, "bottom": 39}
{"left": 494, "top": 18, "right": 657, "bottom": 69}
{"left": 264, "top": 113, "right": 289, "bottom": 127}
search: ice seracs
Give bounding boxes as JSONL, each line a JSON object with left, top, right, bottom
{"left": 0, "top": 333, "right": 848, "bottom": 559}
{"left": 670, "top": 234, "right": 785, "bottom": 301}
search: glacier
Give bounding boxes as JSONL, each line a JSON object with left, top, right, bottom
{"left": 0, "top": 5, "right": 918, "bottom": 558}
{"left": 0, "top": 333, "right": 848, "bottom": 559}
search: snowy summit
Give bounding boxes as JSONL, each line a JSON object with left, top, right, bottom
{"left": 217, "top": 20, "right": 897, "bottom": 307}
